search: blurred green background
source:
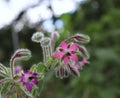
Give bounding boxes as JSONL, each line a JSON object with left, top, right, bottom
{"left": 0, "top": 0, "right": 120, "bottom": 98}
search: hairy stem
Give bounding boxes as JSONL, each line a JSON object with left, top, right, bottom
{"left": 0, "top": 78, "right": 10, "bottom": 84}
{"left": 10, "top": 56, "right": 15, "bottom": 78}
{"left": 15, "top": 86, "right": 19, "bottom": 98}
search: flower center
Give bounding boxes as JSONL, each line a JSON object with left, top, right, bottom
{"left": 28, "top": 76, "right": 34, "bottom": 81}
{"left": 66, "top": 52, "right": 71, "bottom": 56}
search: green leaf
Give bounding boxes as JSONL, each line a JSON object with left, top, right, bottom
{"left": 30, "top": 64, "right": 37, "bottom": 72}
{"left": 36, "top": 62, "right": 46, "bottom": 73}
{"left": 0, "top": 70, "right": 9, "bottom": 77}
{"left": 0, "top": 63, "right": 9, "bottom": 74}
{"left": 0, "top": 81, "right": 11, "bottom": 95}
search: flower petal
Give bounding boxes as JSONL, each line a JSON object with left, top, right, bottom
{"left": 82, "top": 58, "right": 87, "bottom": 64}
{"left": 69, "top": 43, "right": 78, "bottom": 51}
{"left": 53, "top": 52, "right": 64, "bottom": 59}
{"left": 60, "top": 41, "right": 68, "bottom": 49}
{"left": 26, "top": 82, "right": 33, "bottom": 91}
{"left": 63, "top": 57, "right": 69, "bottom": 65}
{"left": 32, "top": 78, "right": 38, "bottom": 85}
{"left": 70, "top": 54, "right": 78, "bottom": 61}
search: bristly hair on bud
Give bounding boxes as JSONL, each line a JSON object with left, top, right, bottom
{"left": 40, "top": 37, "right": 53, "bottom": 63}
{"left": 10, "top": 49, "right": 31, "bottom": 77}
{"left": 31, "top": 32, "right": 44, "bottom": 43}
{"left": 51, "top": 31, "right": 59, "bottom": 42}
{"left": 40, "top": 37, "right": 51, "bottom": 47}
{"left": 73, "top": 33, "right": 90, "bottom": 43}
{"left": 11, "top": 49, "right": 31, "bottom": 61}
{"left": 77, "top": 45, "right": 90, "bottom": 59}
{"left": 51, "top": 31, "right": 60, "bottom": 51}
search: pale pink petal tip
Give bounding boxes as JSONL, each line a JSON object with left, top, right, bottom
{"left": 70, "top": 43, "right": 78, "bottom": 51}
{"left": 60, "top": 41, "right": 68, "bottom": 49}
{"left": 70, "top": 54, "right": 78, "bottom": 61}
{"left": 53, "top": 52, "right": 64, "bottom": 59}
{"left": 82, "top": 58, "right": 87, "bottom": 64}
{"left": 63, "top": 57, "right": 69, "bottom": 65}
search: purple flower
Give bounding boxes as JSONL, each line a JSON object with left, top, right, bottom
{"left": 20, "top": 70, "right": 38, "bottom": 91}
{"left": 53, "top": 41, "right": 78, "bottom": 65}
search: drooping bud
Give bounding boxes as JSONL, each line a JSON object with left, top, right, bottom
{"left": 55, "top": 66, "right": 69, "bottom": 79}
{"left": 77, "top": 45, "right": 90, "bottom": 59}
{"left": 73, "top": 33, "right": 90, "bottom": 43}
{"left": 31, "top": 32, "right": 44, "bottom": 43}
{"left": 10, "top": 49, "right": 31, "bottom": 77}
{"left": 11, "top": 49, "right": 31, "bottom": 61}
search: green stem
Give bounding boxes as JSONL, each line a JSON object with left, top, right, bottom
{"left": 15, "top": 86, "right": 19, "bottom": 98}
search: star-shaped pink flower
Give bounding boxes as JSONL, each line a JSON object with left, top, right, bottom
{"left": 53, "top": 41, "right": 78, "bottom": 64}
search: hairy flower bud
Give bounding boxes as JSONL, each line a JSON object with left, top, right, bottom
{"left": 51, "top": 31, "right": 59, "bottom": 41}
{"left": 40, "top": 37, "right": 51, "bottom": 47}
{"left": 40, "top": 37, "right": 52, "bottom": 63}
{"left": 31, "top": 32, "right": 44, "bottom": 43}
{"left": 74, "top": 33, "right": 90, "bottom": 43}
{"left": 10, "top": 49, "right": 31, "bottom": 77}
{"left": 77, "top": 45, "right": 90, "bottom": 59}
{"left": 51, "top": 31, "right": 60, "bottom": 51}
{"left": 11, "top": 49, "right": 31, "bottom": 61}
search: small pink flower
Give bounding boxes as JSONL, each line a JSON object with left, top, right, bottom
{"left": 53, "top": 41, "right": 78, "bottom": 64}
{"left": 68, "top": 58, "right": 88, "bottom": 76}
{"left": 20, "top": 70, "right": 38, "bottom": 91}
{"left": 14, "top": 66, "right": 22, "bottom": 74}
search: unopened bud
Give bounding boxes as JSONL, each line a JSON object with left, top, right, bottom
{"left": 51, "top": 31, "right": 59, "bottom": 41}
{"left": 11, "top": 49, "right": 31, "bottom": 61}
{"left": 31, "top": 32, "right": 44, "bottom": 43}
{"left": 74, "top": 33, "right": 90, "bottom": 43}
{"left": 10, "top": 49, "right": 31, "bottom": 77}
{"left": 77, "top": 45, "right": 90, "bottom": 59}
{"left": 40, "top": 37, "right": 51, "bottom": 47}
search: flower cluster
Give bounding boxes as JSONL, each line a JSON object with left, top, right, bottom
{"left": 0, "top": 31, "right": 90, "bottom": 97}
{"left": 53, "top": 41, "right": 88, "bottom": 78}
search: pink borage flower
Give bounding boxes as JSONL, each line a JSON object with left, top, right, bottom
{"left": 53, "top": 41, "right": 88, "bottom": 78}
{"left": 68, "top": 58, "right": 88, "bottom": 76}
{"left": 55, "top": 58, "right": 88, "bottom": 78}
{"left": 53, "top": 41, "right": 78, "bottom": 65}
{"left": 20, "top": 70, "right": 38, "bottom": 91}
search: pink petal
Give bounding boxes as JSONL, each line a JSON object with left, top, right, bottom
{"left": 60, "top": 41, "right": 68, "bottom": 49}
{"left": 70, "top": 54, "right": 78, "bottom": 61}
{"left": 63, "top": 57, "right": 69, "bottom": 65}
{"left": 53, "top": 52, "right": 64, "bottom": 59}
{"left": 70, "top": 43, "right": 78, "bottom": 51}
{"left": 82, "top": 58, "right": 87, "bottom": 64}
